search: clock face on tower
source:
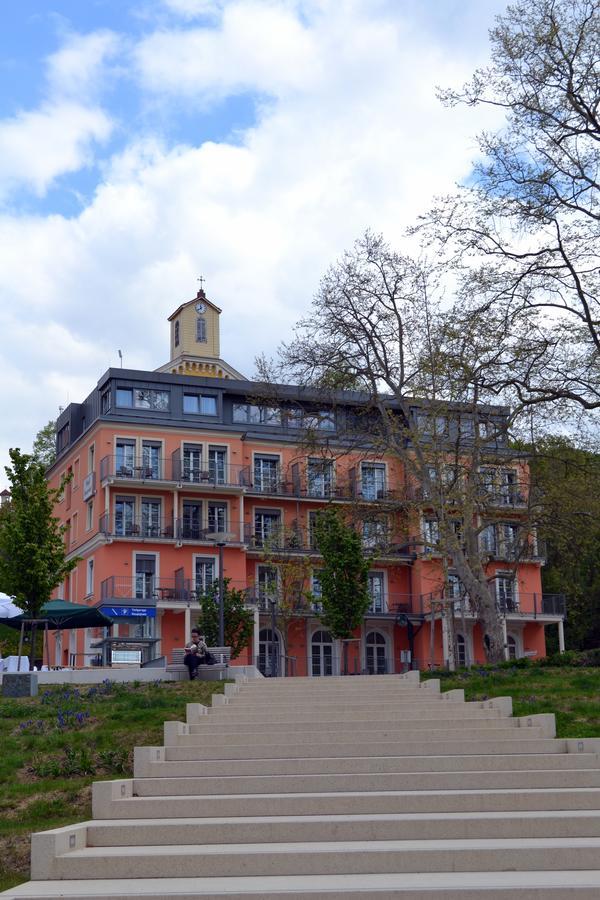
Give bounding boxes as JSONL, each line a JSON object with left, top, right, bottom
{"left": 195, "top": 301, "right": 206, "bottom": 313}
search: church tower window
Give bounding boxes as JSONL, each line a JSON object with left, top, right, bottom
{"left": 196, "top": 317, "right": 207, "bottom": 343}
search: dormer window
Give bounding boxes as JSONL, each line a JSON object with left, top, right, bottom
{"left": 174, "top": 320, "right": 180, "bottom": 347}
{"left": 196, "top": 317, "right": 207, "bottom": 343}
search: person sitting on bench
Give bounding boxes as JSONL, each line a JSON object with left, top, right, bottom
{"left": 183, "top": 629, "right": 215, "bottom": 679}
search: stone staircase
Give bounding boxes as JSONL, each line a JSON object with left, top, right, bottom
{"left": 5, "top": 671, "right": 600, "bottom": 898}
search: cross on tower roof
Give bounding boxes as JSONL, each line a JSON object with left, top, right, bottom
{"left": 196, "top": 275, "right": 206, "bottom": 299}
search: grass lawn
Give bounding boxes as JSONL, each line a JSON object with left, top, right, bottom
{"left": 422, "top": 665, "right": 600, "bottom": 738}
{"left": 0, "top": 677, "right": 224, "bottom": 892}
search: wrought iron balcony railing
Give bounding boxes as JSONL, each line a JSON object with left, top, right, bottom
{"left": 100, "top": 575, "right": 195, "bottom": 605}
{"left": 99, "top": 515, "right": 176, "bottom": 540}
{"left": 100, "top": 454, "right": 250, "bottom": 488}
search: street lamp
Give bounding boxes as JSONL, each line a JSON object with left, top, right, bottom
{"left": 216, "top": 542, "right": 226, "bottom": 647}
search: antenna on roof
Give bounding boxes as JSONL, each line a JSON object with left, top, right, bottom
{"left": 118, "top": 349, "right": 123, "bottom": 368}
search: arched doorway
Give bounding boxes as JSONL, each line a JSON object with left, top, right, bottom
{"left": 507, "top": 634, "right": 517, "bottom": 660}
{"left": 366, "top": 631, "right": 387, "bottom": 674}
{"left": 258, "top": 628, "right": 280, "bottom": 676}
{"left": 311, "top": 630, "right": 334, "bottom": 676}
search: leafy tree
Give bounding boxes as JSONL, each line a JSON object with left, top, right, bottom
{"left": 264, "top": 231, "right": 536, "bottom": 663}
{"left": 259, "top": 525, "right": 313, "bottom": 675}
{"left": 423, "top": 0, "right": 600, "bottom": 412}
{"left": 0, "top": 449, "right": 77, "bottom": 617}
{"left": 313, "top": 508, "right": 371, "bottom": 674}
{"left": 32, "top": 420, "right": 57, "bottom": 468}
{"left": 196, "top": 578, "right": 254, "bottom": 659}
{"left": 528, "top": 437, "right": 600, "bottom": 650}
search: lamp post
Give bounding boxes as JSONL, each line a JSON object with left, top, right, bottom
{"left": 216, "top": 542, "right": 226, "bottom": 647}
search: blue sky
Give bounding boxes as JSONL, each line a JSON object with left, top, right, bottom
{"left": 0, "top": 0, "right": 507, "bottom": 478}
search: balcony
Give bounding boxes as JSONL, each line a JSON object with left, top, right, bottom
{"left": 447, "top": 591, "right": 566, "bottom": 619}
{"left": 176, "top": 520, "right": 242, "bottom": 544}
{"left": 100, "top": 455, "right": 250, "bottom": 490}
{"left": 479, "top": 538, "right": 547, "bottom": 563}
{"left": 244, "top": 524, "right": 315, "bottom": 554}
{"left": 100, "top": 575, "right": 196, "bottom": 605}
{"left": 99, "top": 515, "right": 176, "bottom": 541}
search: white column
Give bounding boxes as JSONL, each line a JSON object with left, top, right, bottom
{"left": 502, "top": 618, "right": 509, "bottom": 661}
{"left": 441, "top": 611, "right": 451, "bottom": 670}
{"left": 558, "top": 619, "right": 565, "bottom": 653}
{"left": 184, "top": 605, "right": 191, "bottom": 639}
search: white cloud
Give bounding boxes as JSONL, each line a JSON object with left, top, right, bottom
{"left": 0, "top": 30, "right": 118, "bottom": 201}
{"left": 46, "top": 30, "right": 122, "bottom": 100}
{"left": 135, "top": 1, "right": 321, "bottom": 99}
{"left": 0, "top": 0, "right": 505, "bottom": 480}
{"left": 161, "top": 0, "right": 223, "bottom": 19}
{"left": 0, "top": 103, "right": 112, "bottom": 199}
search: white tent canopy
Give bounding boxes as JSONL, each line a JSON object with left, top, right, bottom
{"left": 0, "top": 592, "right": 23, "bottom": 618}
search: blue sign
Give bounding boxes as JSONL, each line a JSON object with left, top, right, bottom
{"left": 101, "top": 606, "right": 156, "bottom": 618}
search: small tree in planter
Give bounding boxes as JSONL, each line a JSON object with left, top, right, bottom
{"left": 314, "top": 508, "right": 371, "bottom": 675}
{"left": 196, "top": 579, "right": 254, "bottom": 659}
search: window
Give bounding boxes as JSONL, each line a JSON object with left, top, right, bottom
{"left": 362, "top": 518, "right": 387, "bottom": 549}
{"left": 88, "top": 443, "right": 95, "bottom": 474}
{"left": 368, "top": 573, "right": 385, "bottom": 613}
{"left": 141, "top": 442, "right": 161, "bottom": 479}
{"left": 360, "top": 463, "right": 386, "bottom": 500}
{"left": 422, "top": 519, "right": 439, "bottom": 551}
{"left": 254, "top": 455, "right": 280, "bottom": 492}
{"left": 500, "top": 470, "right": 520, "bottom": 505}
{"left": 196, "top": 317, "right": 207, "bottom": 343}
{"left": 458, "top": 418, "right": 475, "bottom": 438}
{"left": 495, "top": 575, "right": 518, "bottom": 611}
{"left": 141, "top": 499, "right": 161, "bottom": 538}
{"left": 257, "top": 564, "right": 278, "bottom": 597}
{"left": 307, "top": 459, "right": 334, "bottom": 497}
{"left": 182, "top": 445, "right": 202, "bottom": 482}
{"left": 480, "top": 523, "right": 497, "bottom": 554}
{"left": 195, "top": 557, "right": 216, "bottom": 594}
{"left": 71, "top": 512, "right": 78, "bottom": 544}
{"left": 305, "top": 410, "right": 336, "bottom": 431}
{"left": 366, "top": 631, "right": 387, "bottom": 674}
{"left": 116, "top": 388, "right": 169, "bottom": 411}
{"left": 209, "top": 447, "right": 227, "bottom": 484}
{"left": 115, "top": 497, "right": 135, "bottom": 536}
{"left": 254, "top": 510, "right": 281, "bottom": 546}
{"left": 182, "top": 501, "right": 202, "bottom": 539}
{"left": 183, "top": 394, "right": 217, "bottom": 415}
{"left": 207, "top": 503, "right": 227, "bottom": 534}
{"left": 100, "top": 391, "right": 111, "bottom": 414}
{"left": 287, "top": 407, "right": 304, "bottom": 428}
{"left": 57, "top": 424, "right": 70, "bottom": 453}
{"left": 174, "top": 320, "right": 180, "bottom": 347}
{"left": 456, "top": 633, "right": 467, "bottom": 667}
{"left": 507, "top": 635, "right": 518, "bottom": 660}
{"left": 86, "top": 559, "right": 94, "bottom": 596}
{"left": 500, "top": 523, "right": 520, "bottom": 556}
{"left": 86, "top": 500, "right": 94, "bottom": 531}
{"left": 233, "top": 404, "right": 281, "bottom": 425}
{"left": 116, "top": 440, "right": 136, "bottom": 476}
{"left": 311, "top": 570, "right": 323, "bottom": 612}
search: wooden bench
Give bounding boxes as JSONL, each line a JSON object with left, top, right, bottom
{"left": 167, "top": 646, "right": 231, "bottom": 681}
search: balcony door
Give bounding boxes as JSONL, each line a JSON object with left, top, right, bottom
{"left": 361, "top": 463, "right": 385, "bottom": 500}
{"left": 366, "top": 631, "right": 387, "bottom": 674}
{"left": 258, "top": 628, "right": 280, "bottom": 677}
{"left": 141, "top": 499, "right": 161, "bottom": 538}
{"left": 183, "top": 446, "right": 203, "bottom": 483}
{"left": 254, "top": 510, "right": 281, "bottom": 546}
{"left": 135, "top": 554, "right": 156, "bottom": 602}
{"left": 182, "top": 501, "right": 202, "bottom": 540}
{"left": 311, "top": 630, "right": 334, "bottom": 676}
{"left": 116, "top": 441, "right": 135, "bottom": 476}
{"left": 254, "top": 456, "right": 279, "bottom": 492}
{"left": 368, "top": 573, "right": 385, "bottom": 613}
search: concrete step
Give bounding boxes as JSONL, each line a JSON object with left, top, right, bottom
{"left": 204, "top": 708, "right": 505, "bottom": 726}
{"left": 176, "top": 723, "right": 529, "bottom": 747}
{"left": 133, "top": 750, "right": 600, "bottom": 778}
{"left": 83, "top": 811, "right": 600, "bottom": 846}
{"left": 6, "top": 870, "right": 600, "bottom": 899}
{"left": 127, "top": 768, "right": 600, "bottom": 797}
{"left": 189, "top": 716, "right": 511, "bottom": 736}
{"left": 162, "top": 735, "right": 559, "bottom": 760}
{"left": 93, "top": 787, "right": 600, "bottom": 820}
{"left": 32, "top": 835, "right": 600, "bottom": 880}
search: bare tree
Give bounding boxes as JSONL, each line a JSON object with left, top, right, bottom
{"left": 420, "top": 0, "right": 600, "bottom": 412}
{"left": 260, "top": 231, "right": 539, "bottom": 664}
